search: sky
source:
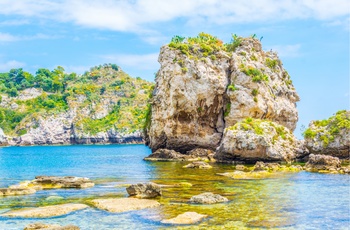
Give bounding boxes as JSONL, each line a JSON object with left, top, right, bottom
{"left": 0, "top": 0, "right": 349, "bottom": 138}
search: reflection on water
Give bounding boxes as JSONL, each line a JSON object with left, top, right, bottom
{"left": 0, "top": 145, "right": 349, "bottom": 229}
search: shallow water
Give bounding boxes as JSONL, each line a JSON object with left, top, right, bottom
{"left": 0, "top": 145, "right": 349, "bottom": 229}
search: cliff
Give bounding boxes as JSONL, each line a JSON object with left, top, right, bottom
{"left": 146, "top": 33, "right": 299, "bottom": 162}
{"left": 303, "top": 110, "right": 350, "bottom": 158}
{"left": 0, "top": 64, "right": 153, "bottom": 146}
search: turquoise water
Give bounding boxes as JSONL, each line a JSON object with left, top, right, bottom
{"left": 0, "top": 145, "right": 349, "bottom": 230}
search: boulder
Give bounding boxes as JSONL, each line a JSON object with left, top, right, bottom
{"left": 24, "top": 222, "right": 80, "bottom": 230}
{"left": 144, "top": 149, "right": 189, "bottom": 161}
{"left": 305, "top": 154, "right": 341, "bottom": 171}
{"left": 126, "top": 182, "right": 162, "bottom": 198}
{"left": 189, "top": 192, "right": 228, "bottom": 204}
{"left": 91, "top": 198, "right": 160, "bottom": 213}
{"left": 304, "top": 110, "right": 350, "bottom": 159}
{"left": 161, "top": 212, "right": 207, "bottom": 225}
{"left": 215, "top": 119, "right": 298, "bottom": 163}
{"left": 144, "top": 148, "right": 215, "bottom": 162}
{"left": 1, "top": 203, "right": 88, "bottom": 218}
{"left": 183, "top": 161, "right": 212, "bottom": 169}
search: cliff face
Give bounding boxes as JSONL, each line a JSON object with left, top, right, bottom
{"left": 148, "top": 46, "right": 229, "bottom": 152}
{"left": 0, "top": 65, "right": 153, "bottom": 146}
{"left": 147, "top": 33, "right": 299, "bottom": 158}
{"left": 303, "top": 110, "right": 350, "bottom": 158}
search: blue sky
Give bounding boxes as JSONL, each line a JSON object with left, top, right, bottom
{"left": 0, "top": 0, "right": 349, "bottom": 138}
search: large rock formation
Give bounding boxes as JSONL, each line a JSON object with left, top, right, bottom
{"left": 303, "top": 110, "right": 350, "bottom": 159}
{"left": 146, "top": 33, "right": 299, "bottom": 161}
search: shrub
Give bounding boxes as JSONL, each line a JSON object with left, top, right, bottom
{"left": 228, "top": 84, "right": 237, "bottom": 91}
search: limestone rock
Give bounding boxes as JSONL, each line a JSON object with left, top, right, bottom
{"left": 1, "top": 203, "right": 88, "bottom": 218}
{"left": 24, "top": 222, "right": 80, "bottom": 230}
{"left": 189, "top": 192, "right": 228, "bottom": 204}
{"left": 161, "top": 212, "right": 207, "bottom": 225}
{"left": 305, "top": 154, "right": 341, "bottom": 171}
{"left": 30, "top": 176, "right": 94, "bottom": 189}
{"left": 0, "top": 188, "right": 36, "bottom": 196}
{"left": 226, "top": 39, "right": 299, "bottom": 131}
{"left": 91, "top": 198, "right": 160, "bottom": 213}
{"left": 144, "top": 148, "right": 214, "bottom": 162}
{"left": 215, "top": 119, "right": 298, "bottom": 163}
{"left": 126, "top": 182, "right": 162, "bottom": 198}
{"left": 144, "top": 149, "right": 188, "bottom": 161}
{"left": 183, "top": 161, "right": 212, "bottom": 169}
{"left": 304, "top": 110, "right": 350, "bottom": 159}
{"left": 146, "top": 34, "right": 299, "bottom": 154}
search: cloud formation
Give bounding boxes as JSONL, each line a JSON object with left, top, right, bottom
{"left": 0, "top": 60, "right": 26, "bottom": 71}
{"left": 0, "top": 0, "right": 348, "bottom": 34}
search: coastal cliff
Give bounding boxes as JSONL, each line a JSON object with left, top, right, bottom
{"left": 146, "top": 33, "right": 300, "bottom": 162}
{"left": 0, "top": 64, "right": 153, "bottom": 146}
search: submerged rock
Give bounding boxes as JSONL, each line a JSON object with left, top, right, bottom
{"left": 305, "top": 154, "right": 341, "bottom": 171}
{"left": 215, "top": 119, "right": 298, "bottom": 163}
{"left": 161, "top": 212, "right": 207, "bottom": 225}
{"left": 217, "top": 171, "right": 274, "bottom": 180}
{"left": 1, "top": 203, "right": 88, "bottom": 218}
{"left": 91, "top": 198, "right": 160, "bottom": 213}
{"left": 126, "top": 182, "right": 162, "bottom": 198}
{"left": 0, "top": 188, "right": 36, "bottom": 196}
{"left": 304, "top": 110, "right": 350, "bottom": 159}
{"left": 183, "top": 161, "right": 212, "bottom": 169}
{"left": 189, "top": 192, "right": 228, "bottom": 204}
{"left": 24, "top": 222, "right": 80, "bottom": 230}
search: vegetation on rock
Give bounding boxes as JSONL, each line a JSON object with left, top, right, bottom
{"left": 0, "top": 64, "right": 154, "bottom": 137}
{"left": 303, "top": 110, "right": 350, "bottom": 147}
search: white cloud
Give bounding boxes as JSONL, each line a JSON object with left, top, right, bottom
{"left": 100, "top": 53, "right": 160, "bottom": 70}
{"left": 268, "top": 44, "right": 302, "bottom": 58}
{"left": 0, "top": 0, "right": 348, "bottom": 34}
{"left": 0, "top": 60, "right": 26, "bottom": 71}
{"left": 0, "top": 32, "right": 19, "bottom": 42}
{"left": 0, "top": 19, "right": 30, "bottom": 26}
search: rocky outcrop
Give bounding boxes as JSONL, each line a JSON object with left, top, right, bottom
{"left": 29, "top": 176, "right": 95, "bottom": 189}
{"left": 189, "top": 192, "right": 228, "bottom": 204}
{"left": 146, "top": 33, "right": 299, "bottom": 161}
{"left": 215, "top": 119, "right": 297, "bottom": 163}
{"left": 305, "top": 154, "right": 341, "bottom": 171}
{"left": 2, "top": 176, "right": 94, "bottom": 196}
{"left": 161, "top": 212, "right": 207, "bottom": 225}
{"left": 304, "top": 110, "right": 350, "bottom": 159}
{"left": 1, "top": 204, "right": 88, "bottom": 218}
{"left": 24, "top": 223, "right": 80, "bottom": 230}
{"left": 91, "top": 198, "right": 160, "bottom": 213}
{"left": 126, "top": 182, "right": 162, "bottom": 198}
